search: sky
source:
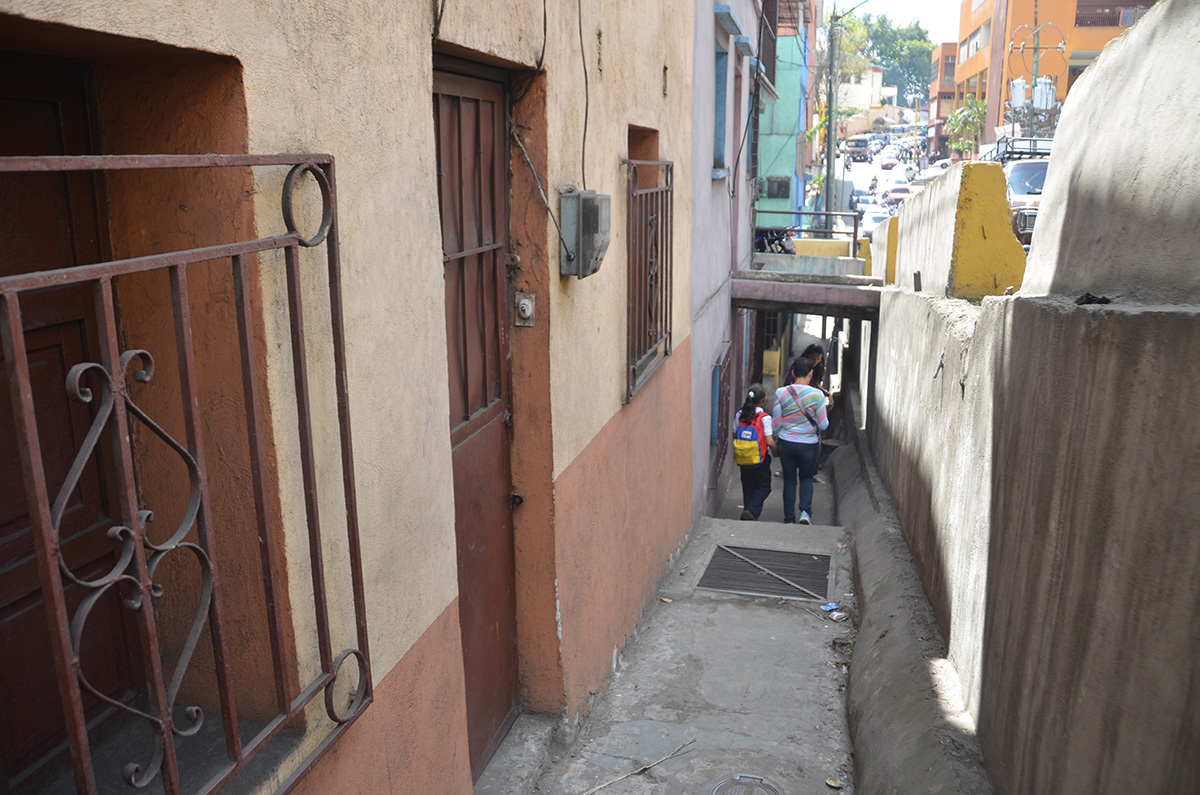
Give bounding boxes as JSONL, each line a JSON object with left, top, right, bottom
{"left": 848, "top": 0, "right": 963, "bottom": 45}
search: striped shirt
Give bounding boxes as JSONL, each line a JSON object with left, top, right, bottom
{"left": 772, "top": 384, "right": 828, "bottom": 443}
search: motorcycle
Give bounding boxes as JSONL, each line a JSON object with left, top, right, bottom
{"left": 755, "top": 229, "right": 795, "bottom": 254}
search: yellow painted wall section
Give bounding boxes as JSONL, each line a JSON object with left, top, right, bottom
{"left": 793, "top": 239, "right": 852, "bottom": 257}
{"left": 858, "top": 237, "right": 872, "bottom": 274}
{"left": 950, "top": 163, "right": 1026, "bottom": 299}
{"left": 895, "top": 163, "right": 1023, "bottom": 299}
{"left": 870, "top": 216, "right": 898, "bottom": 285}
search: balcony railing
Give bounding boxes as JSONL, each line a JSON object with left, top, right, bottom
{"left": 0, "top": 153, "right": 371, "bottom": 794}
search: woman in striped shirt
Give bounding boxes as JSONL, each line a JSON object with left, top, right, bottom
{"left": 772, "top": 357, "right": 829, "bottom": 524}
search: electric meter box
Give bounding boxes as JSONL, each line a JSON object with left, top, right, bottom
{"left": 559, "top": 190, "right": 611, "bottom": 279}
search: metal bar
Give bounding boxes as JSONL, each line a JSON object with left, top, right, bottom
{"left": 665, "top": 166, "right": 674, "bottom": 354}
{"left": 0, "top": 153, "right": 332, "bottom": 172}
{"left": 321, "top": 160, "right": 373, "bottom": 683}
{"left": 0, "top": 233, "right": 298, "bottom": 293}
{"left": 458, "top": 98, "right": 471, "bottom": 418}
{"left": 191, "top": 670, "right": 336, "bottom": 795}
{"left": 628, "top": 165, "right": 638, "bottom": 398}
{"left": 95, "top": 277, "right": 182, "bottom": 795}
{"left": 0, "top": 292, "right": 98, "bottom": 795}
{"left": 442, "top": 240, "right": 504, "bottom": 263}
{"left": 232, "top": 253, "right": 291, "bottom": 712}
{"left": 169, "top": 264, "right": 243, "bottom": 761}
{"left": 756, "top": 225, "right": 857, "bottom": 237}
{"left": 283, "top": 244, "right": 335, "bottom": 673}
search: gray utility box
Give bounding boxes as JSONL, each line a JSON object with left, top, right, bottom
{"left": 559, "top": 190, "right": 611, "bottom": 279}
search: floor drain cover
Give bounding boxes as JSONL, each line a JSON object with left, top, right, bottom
{"left": 708, "top": 773, "right": 785, "bottom": 795}
{"left": 696, "top": 545, "right": 830, "bottom": 601}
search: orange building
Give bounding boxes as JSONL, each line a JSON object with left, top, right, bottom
{"left": 952, "top": 0, "right": 1159, "bottom": 141}
{"left": 927, "top": 42, "right": 959, "bottom": 158}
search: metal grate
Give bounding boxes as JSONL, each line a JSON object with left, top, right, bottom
{"left": 708, "top": 772, "right": 785, "bottom": 795}
{"left": 697, "top": 546, "right": 829, "bottom": 601}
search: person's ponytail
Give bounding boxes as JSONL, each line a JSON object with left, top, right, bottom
{"left": 738, "top": 384, "right": 765, "bottom": 424}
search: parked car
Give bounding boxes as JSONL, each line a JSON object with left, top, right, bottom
{"left": 933, "top": 158, "right": 951, "bottom": 169}
{"left": 1004, "top": 158, "right": 1049, "bottom": 247}
{"left": 880, "top": 154, "right": 899, "bottom": 170}
{"left": 884, "top": 186, "right": 913, "bottom": 206}
{"left": 862, "top": 210, "right": 893, "bottom": 241}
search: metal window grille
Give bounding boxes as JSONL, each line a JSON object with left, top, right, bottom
{"left": 624, "top": 160, "right": 674, "bottom": 402}
{"left": 0, "top": 153, "right": 371, "bottom": 794}
{"left": 761, "top": 0, "right": 778, "bottom": 87}
{"left": 710, "top": 343, "right": 733, "bottom": 484}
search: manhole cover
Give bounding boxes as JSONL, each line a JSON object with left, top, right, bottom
{"left": 708, "top": 772, "right": 785, "bottom": 795}
{"left": 696, "top": 545, "right": 830, "bottom": 601}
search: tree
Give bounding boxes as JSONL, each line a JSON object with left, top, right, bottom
{"left": 862, "top": 15, "right": 935, "bottom": 100}
{"left": 811, "top": 13, "right": 872, "bottom": 115}
{"left": 945, "top": 94, "right": 987, "bottom": 155}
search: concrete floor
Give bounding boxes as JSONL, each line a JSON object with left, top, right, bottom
{"left": 477, "top": 456, "right": 857, "bottom": 795}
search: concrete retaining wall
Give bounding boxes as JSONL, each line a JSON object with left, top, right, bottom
{"left": 866, "top": 4, "right": 1200, "bottom": 791}
{"left": 871, "top": 292, "right": 1200, "bottom": 793}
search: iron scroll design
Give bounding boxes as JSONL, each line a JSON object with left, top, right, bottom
{"left": 60, "top": 351, "right": 213, "bottom": 787}
{"left": 0, "top": 153, "right": 372, "bottom": 795}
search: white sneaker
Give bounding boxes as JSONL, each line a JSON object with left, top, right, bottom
{"left": 799, "top": 511, "right": 812, "bottom": 525}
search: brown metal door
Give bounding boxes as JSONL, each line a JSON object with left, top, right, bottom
{"left": 433, "top": 70, "right": 518, "bottom": 779}
{"left": 0, "top": 54, "right": 143, "bottom": 790}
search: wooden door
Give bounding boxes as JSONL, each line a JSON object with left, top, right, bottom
{"left": 0, "top": 53, "right": 141, "bottom": 790}
{"left": 432, "top": 70, "right": 519, "bottom": 779}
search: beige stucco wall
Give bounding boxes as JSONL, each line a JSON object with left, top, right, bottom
{"left": 446, "top": 2, "right": 694, "bottom": 479}
{"left": 5, "top": 0, "right": 694, "bottom": 758}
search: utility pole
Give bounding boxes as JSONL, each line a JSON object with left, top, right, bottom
{"left": 822, "top": 0, "right": 871, "bottom": 230}
{"left": 823, "top": 16, "right": 836, "bottom": 229}
{"left": 1031, "top": 0, "right": 1039, "bottom": 137}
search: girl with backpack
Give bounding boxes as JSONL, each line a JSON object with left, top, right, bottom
{"left": 733, "top": 384, "right": 777, "bottom": 521}
{"left": 772, "top": 357, "right": 829, "bottom": 525}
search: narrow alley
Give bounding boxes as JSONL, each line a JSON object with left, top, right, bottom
{"left": 0, "top": 1, "right": 1196, "bottom": 794}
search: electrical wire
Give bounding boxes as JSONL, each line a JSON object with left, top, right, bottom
{"left": 577, "top": 0, "right": 590, "bottom": 190}
{"left": 512, "top": 0, "right": 548, "bottom": 106}
{"left": 729, "top": 11, "right": 767, "bottom": 197}
{"left": 432, "top": 0, "right": 448, "bottom": 39}
{"left": 512, "top": 129, "right": 575, "bottom": 262}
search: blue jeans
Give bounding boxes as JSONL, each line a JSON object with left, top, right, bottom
{"left": 777, "top": 439, "right": 820, "bottom": 523}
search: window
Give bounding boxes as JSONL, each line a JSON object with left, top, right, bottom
{"left": 931, "top": 60, "right": 940, "bottom": 85}
{"left": 625, "top": 131, "right": 673, "bottom": 400}
{"left": 766, "top": 177, "right": 790, "bottom": 199}
{"left": 1120, "top": 8, "right": 1136, "bottom": 25}
{"left": 714, "top": 46, "right": 729, "bottom": 170}
{"left": 709, "top": 342, "right": 733, "bottom": 483}
{"left": 959, "top": 39, "right": 969, "bottom": 62}
{"left": 968, "top": 28, "right": 981, "bottom": 57}
{"left": 981, "top": 20, "right": 991, "bottom": 48}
